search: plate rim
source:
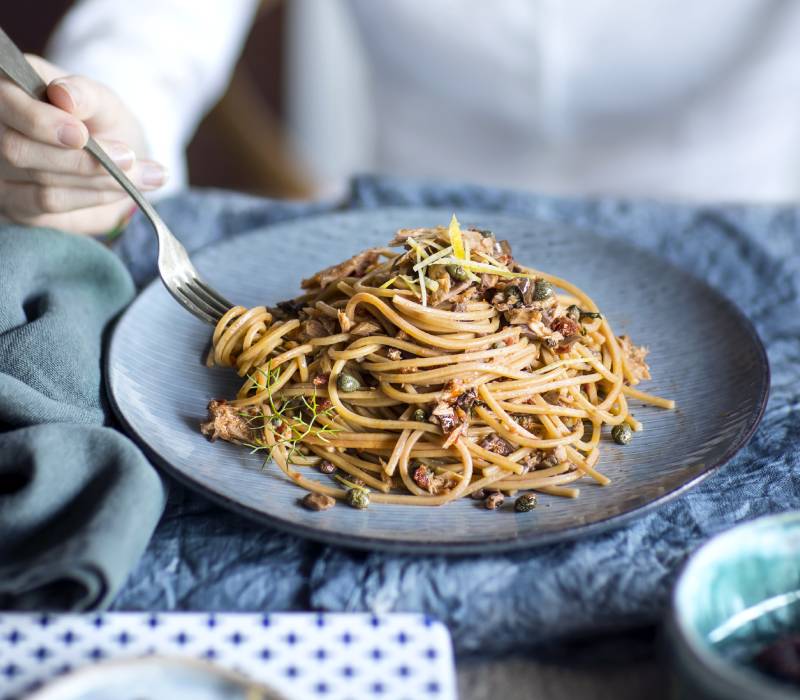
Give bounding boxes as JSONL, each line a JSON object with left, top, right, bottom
{"left": 105, "top": 206, "right": 771, "bottom": 554}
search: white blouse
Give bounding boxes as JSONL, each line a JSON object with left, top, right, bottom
{"left": 49, "top": 0, "right": 800, "bottom": 202}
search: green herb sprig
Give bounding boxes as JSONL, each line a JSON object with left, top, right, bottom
{"left": 240, "top": 365, "right": 339, "bottom": 467}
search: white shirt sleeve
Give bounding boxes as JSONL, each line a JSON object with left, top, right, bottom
{"left": 46, "top": 0, "right": 260, "bottom": 196}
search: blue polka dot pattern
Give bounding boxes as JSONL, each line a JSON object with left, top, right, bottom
{"left": 32, "top": 647, "right": 51, "bottom": 662}
{"left": 60, "top": 631, "right": 78, "bottom": 646}
{"left": 0, "top": 612, "right": 455, "bottom": 700}
{"left": 2, "top": 664, "right": 20, "bottom": 678}
{"left": 6, "top": 630, "right": 23, "bottom": 645}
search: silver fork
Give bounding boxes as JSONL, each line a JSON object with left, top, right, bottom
{"left": 0, "top": 26, "right": 233, "bottom": 325}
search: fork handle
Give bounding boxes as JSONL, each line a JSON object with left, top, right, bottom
{"left": 0, "top": 25, "right": 158, "bottom": 222}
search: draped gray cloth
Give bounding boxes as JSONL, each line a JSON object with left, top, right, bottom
{"left": 0, "top": 228, "right": 166, "bottom": 611}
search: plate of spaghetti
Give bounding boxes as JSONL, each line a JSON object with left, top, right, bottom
{"left": 107, "top": 208, "right": 769, "bottom": 552}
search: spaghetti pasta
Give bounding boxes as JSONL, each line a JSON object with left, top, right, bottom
{"left": 200, "top": 217, "right": 674, "bottom": 511}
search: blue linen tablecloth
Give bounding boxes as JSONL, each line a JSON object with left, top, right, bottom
{"left": 105, "top": 176, "right": 797, "bottom": 654}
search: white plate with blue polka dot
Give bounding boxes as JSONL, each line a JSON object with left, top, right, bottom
{"left": 106, "top": 208, "right": 768, "bottom": 553}
{"left": 0, "top": 612, "right": 455, "bottom": 700}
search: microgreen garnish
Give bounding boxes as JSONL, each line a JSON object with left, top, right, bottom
{"left": 240, "top": 365, "right": 339, "bottom": 468}
{"left": 333, "top": 473, "right": 370, "bottom": 492}
{"left": 408, "top": 236, "right": 429, "bottom": 307}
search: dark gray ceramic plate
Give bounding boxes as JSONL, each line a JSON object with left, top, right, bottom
{"left": 106, "top": 208, "right": 769, "bottom": 553}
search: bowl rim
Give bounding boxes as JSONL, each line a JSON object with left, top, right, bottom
{"left": 670, "top": 511, "right": 800, "bottom": 699}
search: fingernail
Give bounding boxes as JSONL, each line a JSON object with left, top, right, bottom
{"left": 51, "top": 78, "right": 79, "bottom": 111}
{"left": 108, "top": 143, "right": 135, "bottom": 168}
{"left": 141, "top": 162, "right": 167, "bottom": 187}
{"left": 57, "top": 124, "right": 85, "bottom": 148}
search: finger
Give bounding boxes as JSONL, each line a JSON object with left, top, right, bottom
{"left": 0, "top": 126, "right": 134, "bottom": 175}
{"left": 5, "top": 198, "right": 133, "bottom": 236}
{"left": 47, "top": 75, "right": 121, "bottom": 128}
{"left": 0, "top": 79, "right": 88, "bottom": 148}
{"left": 1, "top": 158, "right": 168, "bottom": 191}
{"left": 0, "top": 181, "right": 129, "bottom": 217}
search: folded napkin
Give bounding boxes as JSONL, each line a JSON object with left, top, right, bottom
{"left": 108, "top": 179, "right": 800, "bottom": 657}
{"left": 0, "top": 228, "right": 166, "bottom": 611}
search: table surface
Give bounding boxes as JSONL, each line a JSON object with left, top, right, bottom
{"left": 457, "top": 657, "right": 666, "bottom": 700}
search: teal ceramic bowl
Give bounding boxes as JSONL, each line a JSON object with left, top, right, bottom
{"left": 668, "top": 512, "right": 800, "bottom": 699}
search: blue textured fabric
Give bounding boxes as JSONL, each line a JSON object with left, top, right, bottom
{"left": 110, "top": 177, "right": 799, "bottom": 655}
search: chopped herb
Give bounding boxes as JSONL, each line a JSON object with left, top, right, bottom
{"left": 240, "top": 366, "right": 339, "bottom": 466}
{"left": 421, "top": 277, "right": 439, "bottom": 292}
{"left": 334, "top": 473, "right": 369, "bottom": 491}
{"left": 437, "top": 255, "right": 524, "bottom": 280}
{"left": 411, "top": 245, "right": 453, "bottom": 272}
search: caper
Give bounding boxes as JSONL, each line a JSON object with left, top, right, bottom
{"left": 580, "top": 310, "right": 602, "bottom": 320}
{"left": 446, "top": 264, "right": 468, "bottom": 282}
{"left": 477, "top": 228, "right": 495, "bottom": 238}
{"left": 566, "top": 304, "right": 581, "bottom": 322}
{"left": 611, "top": 424, "right": 633, "bottom": 445}
{"left": 514, "top": 493, "right": 538, "bottom": 512}
{"left": 533, "top": 279, "right": 553, "bottom": 301}
{"left": 413, "top": 408, "right": 427, "bottom": 422}
{"left": 346, "top": 488, "right": 370, "bottom": 509}
{"left": 505, "top": 285, "right": 523, "bottom": 308}
{"left": 337, "top": 373, "right": 361, "bottom": 393}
